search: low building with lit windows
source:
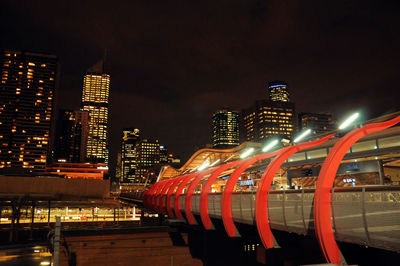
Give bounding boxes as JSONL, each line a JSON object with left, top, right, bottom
{"left": 46, "top": 162, "right": 108, "bottom": 179}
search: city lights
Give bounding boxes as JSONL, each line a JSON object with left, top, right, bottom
{"left": 339, "top": 112, "right": 360, "bottom": 130}
{"left": 262, "top": 139, "right": 279, "bottom": 152}
{"left": 293, "top": 129, "right": 311, "bottom": 143}
{"left": 240, "top": 148, "right": 255, "bottom": 159}
{"left": 198, "top": 161, "right": 210, "bottom": 171}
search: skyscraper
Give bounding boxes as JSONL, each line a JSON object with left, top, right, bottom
{"left": 53, "top": 109, "right": 89, "bottom": 163}
{"left": 298, "top": 112, "right": 335, "bottom": 135}
{"left": 243, "top": 81, "right": 295, "bottom": 143}
{"left": 268, "top": 81, "right": 290, "bottom": 102}
{"left": 120, "top": 128, "right": 140, "bottom": 184}
{"left": 81, "top": 61, "right": 110, "bottom": 164}
{"left": 212, "top": 109, "right": 240, "bottom": 148}
{"left": 133, "top": 139, "right": 160, "bottom": 183}
{"left": 0, "top": 50, "right": 57, "bottom": 174}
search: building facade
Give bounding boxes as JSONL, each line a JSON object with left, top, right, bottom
{"left": 53, "top": 109, "right": 89, "bottom": 163}
{"left": 298, "top": 112, "right": 335, "bottom": 135}
{"left": 120, "top": 128, "right": 140, "bottom": 184}
{"left": 133, "top": 139, "right": 160, "bottom": 183}
{"left": 212, "top": 109, "right": 240, "bottom": 148}
{"left": 268, "top": 81, "right": 290, "bottom": 102}
{"left": 81, "top": 61, "right": 110, "bottom": 164}
{"left": 0, "top": 50, "right": 58, "bottom": 174}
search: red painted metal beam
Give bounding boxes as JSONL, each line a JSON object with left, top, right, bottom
{"left": 150, "top": 180, "right": 166, "bottom": 211}
{"left": 314, "top": 116, "right": 400, "bottom": 265}
{"left": 174, "top": 173, "right": 198, "bottom": 219}
{"left": 255, "top": 134, "right": 334, "bottom": 248}
{"left": 158, "top": 178, "right": 176, "bottom": 214}
{"left": 166, "top": 175, "right": 187, "bottom": 217}
{"left": 221, "top": 150, "right": 281, "bottom": 237}
{"left": 200, "top": 160, "right": 243, "bottom": 230}
{"left": 185, "top": 167, "right": 217, "bottom": 225}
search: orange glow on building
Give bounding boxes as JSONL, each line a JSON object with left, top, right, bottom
{"left": 46, "top": 162, "right": 108, "bottom": 180}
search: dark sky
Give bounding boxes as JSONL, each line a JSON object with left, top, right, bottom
{"left": 2, "top": 0, "right": 400, "bottom": 171}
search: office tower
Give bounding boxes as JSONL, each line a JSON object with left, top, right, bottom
{"left": 298, "top": 112, "right": 335, "bottom": 135}
{"left": 53, "top": 109, "right": 89, "bottom": 163}
{"left": 120, "top": 128, "right": 140, "bottom": 183}
{"left": 0, "top": 50, "right": 57, "bottom": 174}
{"left": 133, "top": 139, "right": 160, "bottom": 183}
{"left": 268, "top": 81, "right": 290, "bottom": 102}
{"left": 212, "top": 109, "right": 240, "bottom": 148}
{"left": 81, "top": 60, "right": 110, "bottom": 164}
{"left": 242, "top": 100, "right": 295, "bottom": 142}
{"left": 159, "top": 145, "right": 169, "bottom": 164}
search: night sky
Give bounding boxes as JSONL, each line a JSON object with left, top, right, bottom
{"left": 2, "top": 1, "right": 400, "bottom": 172}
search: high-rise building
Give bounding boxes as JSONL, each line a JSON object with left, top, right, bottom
{"left": 133, "top": 139, "right": 160, "bottom": 183}
{"left": 81, "top": 61, "right": 110, "bottom": 164}
{"left": 268, "top": 81, "right": 290, "bottom": 102}
{"left": 298, "top": 112, "right": 335, "bottom": 135}
{"left": 159, "top": 145, "right": 169, "bottom": 164}
{"left": 212, "top": 109, "right": 240, "bottom": 148}
{"left": 53, "top": 109, "right": 89, "bottom": 163}
{"left": 0, "top": 50, "right": 58, "bottom": 174}
{"left": 242, "top": 100, "right": 295, "bottom": 142}
{"left": 120, "top": 128, "right": 140, "bottom": 183}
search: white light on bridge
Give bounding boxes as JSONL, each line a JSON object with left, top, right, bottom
{"left": 240, "top": 148, "right": 254, "bottom": 159}
{"left": 339, "top": 112, "right": 359, "bottom": 130}
{"left": 198, "top": 161, "right": 210, "bottom": 171}
{"left": 262, "top": 139, "right": 279, "bottom": 152}
{"left": 293, "top": 129, "right": 311, "bottom": 143}
{"left": 209, "top": 159, "right": 220, "bottom": 167}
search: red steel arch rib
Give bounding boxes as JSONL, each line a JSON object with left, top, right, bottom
{"left": 200, "top": 160, "right": 243, "bottom": 230}
{"left": 185, "top": 167, "right": 217, "bottom": 225}
{"left": 151, "top": 180, "right": 167, "bottom": 211}
{"left": 255, "top": 134, "right": 334, "bottom": 248}
{"left": 314, "top": 116, "right": 400, "bottom": 265}
{"left": 221, "top": 150, "right": 282, "bottom": 237}
{"left": 166, "top": 175, "right": 187, "bottom": 217}
{"left": 174, "top": 173, "right": 198, "bottom": 219}
{"left": 158, "top": 178, "right": 176, "bottom": 214}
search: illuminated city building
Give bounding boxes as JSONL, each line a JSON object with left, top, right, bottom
{"left": 133, "top": 139, "right": 160, "bottom": 183}
{"left": 212, "top": 109, "right": 240, "bottom": 148}
{"left": 81, "top": 60, "right": 110, "bottom": 164}
{"left": 0, "top": 50, "right": 58, "bottom": 174}
{"left": 53, "top": 109, "right": 89, "bottom": 163}
{"left": 120, "top": 128, "right": 140, "bottom": 184}
{"left": 268, "top": 81, "right": 290, "bottom": 102}
{"left": 159, "top": 145, "right": 169, "bottom": 164}
{"left": 298, "top": 112, "right": 335, "bottom": 135}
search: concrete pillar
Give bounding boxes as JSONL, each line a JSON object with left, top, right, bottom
{"left": 53, "top": 217, "right": 61, "bottom": 266}
{"left": 30, "top": 201, "right": 35, "bottom": 240}
{"left": 47, "top": 200, "right": 51, "bottom": 226}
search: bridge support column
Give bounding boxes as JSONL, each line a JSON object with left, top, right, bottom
{"left": 47, "top": 200, "right": 51, "bottom": 226}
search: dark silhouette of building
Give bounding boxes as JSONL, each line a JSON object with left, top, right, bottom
{"left": 120, "top": 128, "right": 140, "bottom": 184}
{"left": 0, "top": 50, "right": 58, "bottom": 174}
{"left": 298, "top": 112, "right": 335, "bottom": 135}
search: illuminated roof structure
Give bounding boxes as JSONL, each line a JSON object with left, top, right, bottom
{"left": 158, "top": 142, "right": 261, "bottom": 180}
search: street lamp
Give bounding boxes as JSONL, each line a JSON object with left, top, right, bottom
{"left": 293, "top": 129, "right": 311, "bottom": 143}
{"left": 339, "top": 112, "right": 359, "bottom": 130}
{"left": 240, "top": 148, "right": 255, "bottom": 159}
{"left": 262, "top": 139, "right": 279, "bottom": 152}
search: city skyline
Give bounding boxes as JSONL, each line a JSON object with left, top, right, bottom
{"left": 2, "top": 1, "right": 400, "bottom": 170}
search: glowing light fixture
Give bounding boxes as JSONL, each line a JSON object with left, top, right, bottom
{"left": 198, "top": 161, "right": 210, "bottom": 171}
{"left": 339, "top": 112, "right": 359, "bottom": 130}
{"left": 262, "top": 139, "right": 279, "bottom": 152}
{"left": 209, "top": 159, "right": 220, "bottom": 167}
{"left": 293, "top": 129, "right": 311, "bottom": 143}
{"left": 240, "top": 148, "right": 255, "bottom": 159}
{"left": 224, "top": 154, "right": 235, "bottom": 162}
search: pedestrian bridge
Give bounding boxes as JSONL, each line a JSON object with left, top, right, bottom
{"left": 131, "top": 115, "right": 400, "bottom": 265}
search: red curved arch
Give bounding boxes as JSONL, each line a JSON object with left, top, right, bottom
{"left": 221, "top": 150, "right": 281, "bottom": 236}
{"left": 151, "top": 180, "right": 166, "bottom": 211}
{"left": 255, "top": 134, "right": 334, "bottom": 248}
{"left": 200, "top": 160, "right": 243, "bottom": 230}
{"left": 145, "top": 182, "right": 160, "bottom": 208}
{"left": 166, "top": 175, "right": 187, "bottom": 217}
{"left": 174, "top": 173, "right": 198, "bottom": 219}
{"left": 185, "top": 167, "right": 217, "bottom": 225}
{"left": 314, "top": 116, "right": 400, "bottom": 265}
{"left": 158, "top": 178, "right": 176, "bottom": 214}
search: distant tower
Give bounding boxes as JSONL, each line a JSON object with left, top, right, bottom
{"left": 212, "top": 109, "right": 240, "bottom": 148}
{"left": 120, "top": 128, "right": 140, "bottom": 184}
{"left": 268, "top": 81, "right": 290, "bottom": 102}
{"left": 0, "top": 50, "right": 58, "bottom": 174}
{"left": 81, "top": 60, "right": 110, "bottom": 164}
